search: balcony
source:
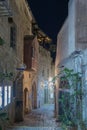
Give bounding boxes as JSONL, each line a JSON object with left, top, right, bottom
{"left": 24, "top": 35, "right": 38, "bottom": 71}
{"left": 0, "top": 0, "right": 12, "bottom": 16}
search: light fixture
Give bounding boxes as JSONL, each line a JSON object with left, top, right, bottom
{"left": 16, "top": 64, "right": 26, "bottom": 71}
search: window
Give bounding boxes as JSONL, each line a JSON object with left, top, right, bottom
{"left": 8, "top": 86, "right": 11, "bottom": 103}
{"left": 13, "top": 81, "right": 16, "bottom": 97}
{"left": 0, "top": 86, "right": 2, "bottom": 108}
{"left": 0, "top": 85, "right": 11, "bottom": 108}
{"left": 42, "top": 69, "right": 44, "bottom": 77}
{"left": 31, "top": 47, "right": 35, "bottom": 57}
{"left": 10, "top": 25, "right": 16, "bottom": 49}
{"left": 4, "top": 86, "right": 7, "bottom": 106}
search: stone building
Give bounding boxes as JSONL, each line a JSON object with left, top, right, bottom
{"left": 55, "top": 0, "right": 87, "bottom": 127}
{"left": 0, "top": 1, "right": 53, "bottom": 128}
{"left": 23, "top": 35, "right": 39, "bottom": 112}
{"left": 68, "top": 0, "right": 87, "bottom": 51}
{"left": 55, "top": 18, "right": 68, "bottom": 117}
{"left": 0, "top": 0, "right": 39, "bottom": 125}
{"left": 37, "top": 45, "right": 54, "bottom": 107}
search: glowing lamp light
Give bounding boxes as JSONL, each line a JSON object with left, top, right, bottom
{"left": 49, "top": 77, "right": 52, "bottom": 82}
{"left": 16, "top": 64, "right": 26, "bottom": 71}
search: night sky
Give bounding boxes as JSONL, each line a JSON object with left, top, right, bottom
{"left": 28, "top": 0, "right": 69, "bottom": 44}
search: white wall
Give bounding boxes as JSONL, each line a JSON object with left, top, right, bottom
{"left": 68, "top": 0, "right": 76, "bottom": 54}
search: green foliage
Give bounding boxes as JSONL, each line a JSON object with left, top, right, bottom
{"left": 0, "top": 72, "right": 13, "bottom": 81}
{"left": 0, "top": 112, "right": 9, "bottom": 121}
{"left": 54, "top": 68, "right": 84, "bottom": 130}
{"left": 0, "top": 112, "right": 9, "bottom": 130}
{"left": 0, "top": 37, "right": 5, "bottom": 46}
{"left": 0, "top": 71, "right": 13, "bottom": 130}
{"left": 0, "top": 126, "right": 2, "bottom": 130}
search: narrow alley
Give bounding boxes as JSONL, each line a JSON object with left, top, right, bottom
{"left": 7, "top": 104, "right": 61, "bottom": 130}
{"left": 1, "top": 0, "right": 87, "bottom": 130}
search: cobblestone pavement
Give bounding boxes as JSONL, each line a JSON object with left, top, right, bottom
{"left": 7, "top": 104, "right": 62, "bottom": 130}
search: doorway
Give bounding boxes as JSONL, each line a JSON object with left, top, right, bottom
{"left": 32, "top": 82, "right": 37, "bottom": 109}
{"left": 24, "top": 88, "right": 29, "bottom": 114}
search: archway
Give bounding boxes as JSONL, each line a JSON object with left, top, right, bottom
{"left": 24, "top": 88, "right": 29, "bottom": 114}
{"left": 32, "top": 82, "right": 37, "bottom": 109}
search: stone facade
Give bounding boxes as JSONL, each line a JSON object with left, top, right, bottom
{"left": 77, "top": 50, "right": 87, "bottom": 124}
{"left": 0, "top": 0, "right": 53, "bottom": 128}
{"left": 37, "top": 46, "right": 54, "bottom": 107}
{"left": 0, "top": 0, "right": 33, "bottom": 124}
{"left": 68, "top": 0, "right": 87, "bottom": 50}
{"left": 23, "top": 36, "right": 39, "bottom": 112}
{"left": 55, "top": 0, "right": 87, "bottom": 125}
{"left": 55, "top": 19, "right": 68, "bottom": 116}
{"left": 56, "top": 18, "right": 68, "bottom": 69}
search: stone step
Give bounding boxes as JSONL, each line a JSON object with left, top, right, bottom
{"left": 6, "top": 126, "right": 62, "bottom": 130}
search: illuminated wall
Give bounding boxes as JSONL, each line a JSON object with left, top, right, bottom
{"left": 0, "top": 0, "right": 33, "bottom": 123}
{"left": 37, "top": 46, "right": 54, "bottom": 107}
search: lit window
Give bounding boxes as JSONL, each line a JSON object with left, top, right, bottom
{"left": 0, "top": 84, "right": 12, "bottom": 108}
{"left": 8, "top": 86, "right": 11, "bottom": 103}
{"left": 0, "top": 86, "right": 2, "bottom": 108}
{"left": 4, "top": 86, "right": 7, "bottom": 106}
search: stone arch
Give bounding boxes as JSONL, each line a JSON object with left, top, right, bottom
{"left": 24, "top": 88, "right": 29, "bottom": 114}
{"left": 32, "top": 82, "right": 37, "bottom": 109}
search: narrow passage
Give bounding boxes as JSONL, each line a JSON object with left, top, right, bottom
{"left": 7, "top": 104, "right": 62, "bottom": 130}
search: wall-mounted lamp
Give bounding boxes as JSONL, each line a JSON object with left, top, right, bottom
{"left": 16, "top": 64, "right": 26, "bottom": 71}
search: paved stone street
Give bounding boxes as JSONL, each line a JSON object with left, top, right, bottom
{"left": 7, "top": 104, "right": 62, "bottom": 130}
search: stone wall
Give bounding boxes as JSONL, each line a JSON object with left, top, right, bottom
{"left": 56, "top": 19, "right": 68, "bottom": 68}
{"left": 37, "top": 46, "right": 54, "bottom": 107}
{"left": 68, "top": 0, "right": 76, "bottom": 54}
{"left": 55, "top": 0, "right": 87, "bottom": 119}
{"left": 75, "top": 0, "right": 87, "bottom": 49}
{"left": 23, "top": 36, "right": 39, "bottom": 112}
{"left": 55, "top": 19, "right": 68, "bottom": 116}
{"left": 0, "top": 0, "right": 53, "bottom": 126}
{"left": 0, "top": 0, "right": 33, "bottom": 124}
{"left": 68, "top": 0, "right": 87, "bottom": 50}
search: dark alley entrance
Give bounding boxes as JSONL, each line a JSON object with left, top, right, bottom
{"left": 7, "top": 104, "right": 61, "bottom": 130}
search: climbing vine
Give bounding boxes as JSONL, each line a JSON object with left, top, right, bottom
{"left": 53, "top": 68, "right": 86, "bottom": 130}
